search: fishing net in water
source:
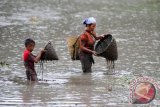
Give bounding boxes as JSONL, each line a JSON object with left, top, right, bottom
{"left": 40, "top": 41, "right": 59, "bottom": 61}
{"left": 39, "top": 41, "right": 58, "bottom": 80}
{"left": 94, "top": 34, "right": 118, "bottom": 60}
{"left": 94, "top": 34, "right": 118, "bottom": 74}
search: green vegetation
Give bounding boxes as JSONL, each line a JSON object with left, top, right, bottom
{"left": 0, "top": 61, "right": 9, "bottom": 67}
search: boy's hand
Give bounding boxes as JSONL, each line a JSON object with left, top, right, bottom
{"left": 40, "top": 48, "right": 46, "bottom": 53}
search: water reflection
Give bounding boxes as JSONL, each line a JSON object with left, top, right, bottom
{"left": 22, "top": 81, "right": 37, "bottom": 103}
{"left": 21, "top": 80, "right": 55, "bottom": 105}
{"left": 69, "top": 74, "right": 93, "bottom": 106}
{"left": 67, "top": 74, "right": 117, "bottom": 106}
{"left": 106, "top": 75, "right": 116, "bottom": 92}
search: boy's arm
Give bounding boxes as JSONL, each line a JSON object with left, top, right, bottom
{"left": 34, "top": 49, "right": 45, "bottom": 63}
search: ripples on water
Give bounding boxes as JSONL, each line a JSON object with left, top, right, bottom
{"left": 0, "top": 0, "right": 160, "bottom": 106}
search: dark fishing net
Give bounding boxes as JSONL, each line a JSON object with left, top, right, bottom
{"left": 39, "top": 61, "right": 44, "bottom": 80}
{"left": 40, "top": 42, "right": 59, "bottom": 61}
{"left": 94, "top": 34, "right": 118, "bottom": 61}
{"left": 95, "top": 34, "right": 118, "bottom": 75}
{"left": 39, "top": 41, "right": 58, "bottom": 80}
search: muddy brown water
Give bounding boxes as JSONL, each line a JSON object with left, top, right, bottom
{"left": 0, "top": 0, "right": 160, "bottom": 106}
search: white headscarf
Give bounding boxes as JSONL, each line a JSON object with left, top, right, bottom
{"left": 83, "top": 17, "right": 96, "bottom": 25}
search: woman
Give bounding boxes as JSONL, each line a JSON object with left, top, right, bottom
{"left": 79, "top": 17, "right": 103, "bottom": 73}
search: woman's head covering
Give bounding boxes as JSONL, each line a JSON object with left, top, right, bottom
{"left": 83, "top": 17, "right": 96, "bottom": 25}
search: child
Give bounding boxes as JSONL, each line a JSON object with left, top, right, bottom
{"left": 23, "top": 38, "right": 45, "bottom": 81}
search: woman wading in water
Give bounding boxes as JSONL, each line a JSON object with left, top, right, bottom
{"left": 79, "top": 17, "right": 103, "bottom": 73}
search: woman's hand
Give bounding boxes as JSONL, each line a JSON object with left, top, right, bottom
{"left": 99, "top": 35, "right": 104, "bottom": 39}
{"left": 92, "top": 51, "right": 97, "bottom": 56}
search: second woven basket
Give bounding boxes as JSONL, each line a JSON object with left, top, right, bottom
{"left": 94, "top": 34, "right": 118, "bottom": 61}
{"left": 40, "top": 41, "right": 59, "bottom": 61}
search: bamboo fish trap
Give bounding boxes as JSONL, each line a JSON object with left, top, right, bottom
{"left": 40, "top": 41, "right": 59, "bottom": 61}
{"left": 39, "top": 41, "right": 58, "bottom": 80}
{"left": 66, "top": 36, "right": 80, "bottom": 60}
{"left": 94, "top": 34, "right": 118, "bottom": 74}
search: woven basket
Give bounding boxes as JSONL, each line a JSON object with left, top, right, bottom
{"left": 40, "top": 42, "right": 58, "bottom": 61}
{"left": 94, "top": 34, "right": 118, "bottom": 60}
{"left": 66, "top": 36, "right": 80, "bottom": 60}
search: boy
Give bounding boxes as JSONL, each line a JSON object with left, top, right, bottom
{"left": 23, "top": 38, "right": 45, "bottom": 81}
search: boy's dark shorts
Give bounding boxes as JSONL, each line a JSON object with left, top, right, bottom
{"left": 26, "top": 69, "right": 37, "bottom": 81}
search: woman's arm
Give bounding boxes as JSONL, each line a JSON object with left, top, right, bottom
{"left": 91, "top": 31, "right": 103, "bottom": 40}
{"left": 79, "top": 39, "right": 97, "bottom": 56}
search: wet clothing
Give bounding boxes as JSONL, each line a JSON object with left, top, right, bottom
{"left": 80, "top": 30, "right": 95, "bottom": 51}
{"left": 79, "top": 52, "right": 94, "bottom": 73}
{"left": 23, "top": 49, "right": 37, "bottom": 81}
{"left": 79, "top": 30, "right": 95, "bottom": 73}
